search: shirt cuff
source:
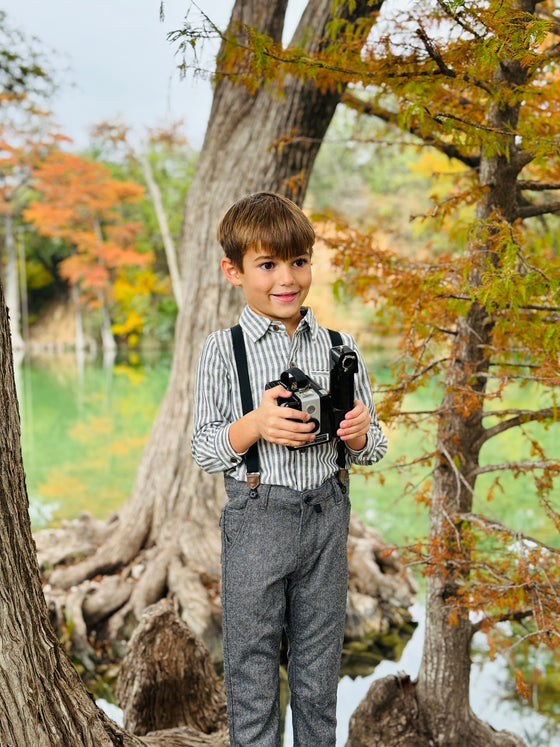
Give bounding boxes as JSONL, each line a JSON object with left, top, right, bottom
{"left": 345, "top": 434, "right": 368, "bottom": 457}
{"left": 218, "top": 424, "right": 246, "bottom": 468}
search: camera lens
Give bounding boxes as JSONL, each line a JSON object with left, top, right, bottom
{"left": 341, "top": 354, "right": 354, "bottom": 371}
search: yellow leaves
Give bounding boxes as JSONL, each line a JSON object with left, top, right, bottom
{"left": 112, "top": 311, "right": 144, "bottom": 339}
{"left": 70, "top": 418, "right": 113, "bottom": 442}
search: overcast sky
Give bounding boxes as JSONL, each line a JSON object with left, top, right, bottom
{"left": 2, "top": 0, "right": 307, "bottom": 151}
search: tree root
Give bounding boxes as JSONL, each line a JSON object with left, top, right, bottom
{"left": 117, "top": 600, "right": 227, "bottom": 738}
{"left": 347, "top": 674, "right": 527, "bottom": 747}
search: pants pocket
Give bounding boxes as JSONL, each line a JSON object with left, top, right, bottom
{"left": 221, "top": 492, "right": 251, "bottom": 545}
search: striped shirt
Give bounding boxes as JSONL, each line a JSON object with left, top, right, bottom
{"left": 192, "top": 305, "right": 388, "bottom": 491}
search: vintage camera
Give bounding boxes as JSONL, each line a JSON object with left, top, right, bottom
{"left": 265, "top": 345, "right": 358, "bottom": 449}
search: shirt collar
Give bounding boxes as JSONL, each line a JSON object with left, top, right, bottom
{"left": 239, "top": 305, "right": 319, "bottom": 342}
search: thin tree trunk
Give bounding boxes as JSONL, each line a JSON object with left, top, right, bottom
{"left": 139, "top": 153, "right": 183, "bottom": 310}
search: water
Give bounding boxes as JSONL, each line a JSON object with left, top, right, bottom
{"left": 16, "top": 352, "right": 559, "bottom": 744}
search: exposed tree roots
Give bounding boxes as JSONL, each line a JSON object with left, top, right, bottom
{"left": 36, "top": 509, "right": 417, "bottom": 674}
{"left": 346, "top": 674, "right": 527, "bottom": 747}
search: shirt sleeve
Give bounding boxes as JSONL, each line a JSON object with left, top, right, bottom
{"left": 191, "top": 334, "right": 245, "bottom": 474}
{"left": 343, "top": 337, "right": 388, "bottom": 466}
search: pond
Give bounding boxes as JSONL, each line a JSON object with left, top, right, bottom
{"left": 15, "top": 350, "right": 559, "bottom": 745}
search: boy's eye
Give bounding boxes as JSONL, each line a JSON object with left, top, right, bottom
{"left": 260, "top": 261, "right": 275, "bottom": 270}
{"left": 293, "top": 257, "right": 309, "bottom": 267}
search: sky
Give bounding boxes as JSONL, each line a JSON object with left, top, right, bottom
{"left": 2, "top": 0, "right": 306, "bottom": 151}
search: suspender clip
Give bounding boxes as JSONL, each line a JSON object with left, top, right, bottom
{"left": 247, "top": 473, "right": 260, "bottom": 489}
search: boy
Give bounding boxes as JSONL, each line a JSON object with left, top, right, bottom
{"left": 192, "top": 192, "right": 387, "bottom": 746}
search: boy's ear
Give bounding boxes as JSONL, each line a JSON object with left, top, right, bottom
{"left": 221, "top": 257, "right": 243, "bottom": 286}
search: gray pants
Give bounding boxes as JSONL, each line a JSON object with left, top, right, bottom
{"left": 221, "top": 474, "right": 351, "bottom": 747}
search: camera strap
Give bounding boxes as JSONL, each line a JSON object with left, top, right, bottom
{"left": 327, "top": 330, "right": 349, "bottom": 484}
{"left": 230, "top": 324, "right": 348, "bottom": 488}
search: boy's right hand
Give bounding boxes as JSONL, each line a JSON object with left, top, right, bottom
{"left": 255, "top": 385, "right": 316, "bottom": 448}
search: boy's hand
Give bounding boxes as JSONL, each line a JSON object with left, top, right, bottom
{"left": 337, "top": 399, "right": 371, "bottom": 451}
{"left": 255, "top": 385, "right": 316, "bottom": 448}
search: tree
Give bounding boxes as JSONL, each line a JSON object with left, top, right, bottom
{"left": 89, "top": 119, "right": 197, "bottom": 315}
{"left": 0, "top": 10, "right": 62, "bottom": 350}
{"left": 42, "top": 0, "right": 416, "bottom": 671}
{"left": 23, "top": 150, "right": 149, "bottom": 350}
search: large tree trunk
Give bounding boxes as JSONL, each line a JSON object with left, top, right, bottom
{"left": 43, "top": 0, "right": 410, "bottom": 665}
{"left": 347, "top": 2, "right": 536, "bottom": 745}
{"left": 0, "top": 277, "right": 138, "bottom": 746}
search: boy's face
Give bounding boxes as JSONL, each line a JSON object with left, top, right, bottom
{"left": 221, "top": 246, "right": 312, "bottom": 335}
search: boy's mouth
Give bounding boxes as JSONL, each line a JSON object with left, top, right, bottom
{"left": 272, "top": 291, "right": 299, "bottom": 303}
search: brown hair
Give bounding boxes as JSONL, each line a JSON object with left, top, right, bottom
{"left": 217, "top": 192, "right": 315, "bottom": 270}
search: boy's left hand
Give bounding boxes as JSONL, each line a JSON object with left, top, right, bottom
{"left": 337, "top": 399, "right": 371, "bottom": 450}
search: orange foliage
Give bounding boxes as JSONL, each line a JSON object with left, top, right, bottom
{"left": 23, "top": 151, "right": 149, "bottom": 305}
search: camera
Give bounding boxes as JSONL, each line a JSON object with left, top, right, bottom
{"left": 265, "top": 345, "right": 358, "bottom": 449}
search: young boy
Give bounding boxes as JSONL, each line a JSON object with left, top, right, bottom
{"left": 192, "top": 192, "right": 387, "bottom": 747}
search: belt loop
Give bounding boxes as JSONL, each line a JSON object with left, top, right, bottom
{"left": 258, "top": 484, "right": 269, "bottom": 510}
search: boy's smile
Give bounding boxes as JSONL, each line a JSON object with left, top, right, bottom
{"left": 221, "top": 247, "right": 312, "bottom": 336}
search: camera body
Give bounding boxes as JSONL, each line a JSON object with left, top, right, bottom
{"left": 265, "top": 345, "right": 358, "bottom": 450}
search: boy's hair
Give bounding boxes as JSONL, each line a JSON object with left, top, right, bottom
{"left": 217, "top": 192, "right": 315, "bottom": 270}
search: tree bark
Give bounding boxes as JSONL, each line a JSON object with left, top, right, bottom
{"left": 117, "top": 600, "right": 227, "bottom": 737}
{"left": 44, "top": 0, "right": 402, "bottom": 663}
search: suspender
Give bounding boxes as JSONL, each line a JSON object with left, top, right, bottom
{"left": 230, "top": 325, "right": 347, "bottom": 487}
{"left": 231, "top": 324, "right": 260, "bottom": 488}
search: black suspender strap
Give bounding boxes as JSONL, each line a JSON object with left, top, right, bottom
{"left": 327, "top": 329, "right": 348, "bottom": 480}
{"left": 231, "top": 325, "right": 260, "bottom": 488}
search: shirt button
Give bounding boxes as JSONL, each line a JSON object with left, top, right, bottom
{"left": 272, "top": 324, "right": 279, "bottom": 331}
{"left": 290, "top": 361, "right": 295, "bottom": 367}
{"left": 230, "top": 457, "right": 238, "bottom": 463}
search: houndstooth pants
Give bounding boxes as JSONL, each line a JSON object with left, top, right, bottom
{"left": 221, "top": 473, "right": 351, "bottom": 746}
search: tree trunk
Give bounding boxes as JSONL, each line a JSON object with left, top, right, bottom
{"left": 0, "top": 278, "right": 134, "bottom": 746}
{"left": 139, "top": 153, "right": 183, "bottom": 310}
{"left": 347, "top": 2, "right": 536, "bottom": 744}
{"left": 44, "top": 0, "right": 401, "bottom": 662}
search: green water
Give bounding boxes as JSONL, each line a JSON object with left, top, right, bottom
{"left": 18, "top": 351, "right": 172, "bottom": 528}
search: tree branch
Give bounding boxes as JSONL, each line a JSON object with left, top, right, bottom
{"left": 435, "top": 0, "right": 482, "bottom": 40}
{"left": 341, "top": 92, "right": 480, "bottom": 168}
{"left": 469, "top": 459, "right": 559, "bottom": 477}
{"left": 456, "top": 512, "right": 560, "bottom": 556}
{"left": 476, "top": 407, "right": 556, "bottom": 447}
{"left": 518, "top": 180, "right": 560, "bottom": 191}
{"left": 515, "top": 200, "right": 560, "bottom": 219}
{"left": 471, "top": 609, "right": 533, "bottom": 635}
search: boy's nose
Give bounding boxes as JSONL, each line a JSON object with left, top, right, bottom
{"left": 278, "top": 263, "right": 295, "bottom": 284}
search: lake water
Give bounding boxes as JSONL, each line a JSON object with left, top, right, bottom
{"left": 15, "top": 351, "right": 559, "bottom": 745}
